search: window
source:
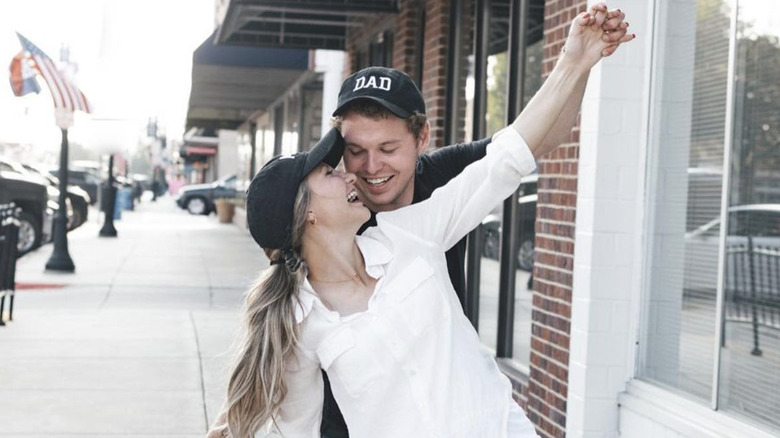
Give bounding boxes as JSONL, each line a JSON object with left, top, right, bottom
{"left": 641, "top": 0, "right": 780, "bottom": 432}
{"left": 354, "top": 30, "right": 394, "bottom": 71}
{"left": 471, "top": 0, "right": 545, "bottom": 369}
{"left": 369, "top": 30, "right": 393, "bottom": 67}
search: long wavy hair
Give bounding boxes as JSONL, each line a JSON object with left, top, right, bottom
{"left": 223, "top": 182, "right": 311, "bottom": 437}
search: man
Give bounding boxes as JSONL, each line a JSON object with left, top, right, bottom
{"left": 320, "top": 6, "right": 630, "bottom": 437}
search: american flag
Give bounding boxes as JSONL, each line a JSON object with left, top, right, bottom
{"left": 10, "top": 33, "right": 91, "bottom": 113}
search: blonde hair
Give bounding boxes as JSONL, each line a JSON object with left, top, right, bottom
{"left": 223, "top": 182, "right": 311, "bottom": 437}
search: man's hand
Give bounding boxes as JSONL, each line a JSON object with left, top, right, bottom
{"left": 205, "top": 425, "right": 228, "bottom": 438}
{"left": 205, "top": 410, "right": 229, "bottom": 438}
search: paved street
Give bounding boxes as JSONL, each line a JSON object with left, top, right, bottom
{"left": 0, "top": 196, "right": 265, "bottom": 436}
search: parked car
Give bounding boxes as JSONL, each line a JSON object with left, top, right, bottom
{"left": 683, "top": 204, "right": 780, "bottom": 297}
{"left": 481, "top": 174, "right": 537, "bottom": 271}
{"left": 175, "top": 174, "right": 238, "bottom": 215}
{"left": 49, "top": 168, "right": 101, "bottom": 205}
{"left": 0, "top": 168, "right": 52, "bottom": 256}
{"left": 22, "top": 163, "right": 90, "bottom": 230}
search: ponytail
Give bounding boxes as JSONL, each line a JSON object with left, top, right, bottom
{"left": 222, "top": 183, "right": 311, "bottom": 437}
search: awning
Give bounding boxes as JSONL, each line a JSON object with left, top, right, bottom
{"left": 216, "top": 0, "right": 399, "bottom": 50}
{"left": 186, "top": 30, "right": 311, "bottom": 131}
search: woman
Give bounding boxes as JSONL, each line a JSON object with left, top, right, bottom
{"left": 211, "top": 6, "right": 633, "bottom": 438}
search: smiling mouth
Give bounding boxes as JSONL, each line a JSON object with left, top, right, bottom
{"left": 364, "top": 176, "right": 393, "bottom": 187}
{"left": 347, "top": 190, "right": 360, "bottom": 203}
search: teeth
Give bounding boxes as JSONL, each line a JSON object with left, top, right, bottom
{"left": 366, "top": 176, "right": 391, "bottom": 185}
{"left": 347, "top": 191, "right": 358, "bottom": 202}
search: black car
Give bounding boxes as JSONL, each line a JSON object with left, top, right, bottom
{"left": 0, "top": 168, "right": 51, "bottom": 256}
{"left": 175, "top": 174, "right": 238, "bottom": 215}
{"left": 481, "top": 174, "right": 537, "bottom": 271}
{"left": 49, "top": 168, "right": 101, "bottom": 205}
{"left": 22, "top": 163, "right": 90, "bottom": 230}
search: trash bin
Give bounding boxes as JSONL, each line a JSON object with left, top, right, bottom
{"left": 113, "top": 191, "right": 122, "bottom": 220}
{"left": 119, "top": 188, "right": 133, "bottom": 211}
{"left": 215, "top": 199, "right": 235, "bottom": 224}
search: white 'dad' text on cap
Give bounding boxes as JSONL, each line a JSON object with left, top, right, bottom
{"left": 353, "top": 76, "right": 391, "bottom": 92}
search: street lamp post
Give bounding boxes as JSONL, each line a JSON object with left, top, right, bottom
{"left": 45, "top": 125, "right": 75, "bottom": 271}
{"left": 99, "top": 153, "right": 118, "bottom": 237}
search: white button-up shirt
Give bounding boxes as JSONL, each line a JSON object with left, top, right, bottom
{"left": 262, "top": 128, "right": 538, "bottom": 438}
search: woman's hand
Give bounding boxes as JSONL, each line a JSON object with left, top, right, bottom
{"left": 560, "top": 2, "right": 635, "bottom": 71}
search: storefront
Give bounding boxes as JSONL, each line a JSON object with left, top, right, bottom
{"left": 206, "top": 0, "right": 779, "bottom": 436}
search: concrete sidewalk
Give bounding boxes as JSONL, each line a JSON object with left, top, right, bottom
{"left": 0, "top": 196, "right": 266, "bottom": 437}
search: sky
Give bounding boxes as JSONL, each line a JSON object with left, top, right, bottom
{"left": 0, "top": 0, "right": 214, "bottom": 157}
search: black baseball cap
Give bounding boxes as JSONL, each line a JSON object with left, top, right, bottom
{"left": 246, "top": 128, "right": 345, "bottom": 249}
{"left": 333, "top": 66, "right": 426, "bottom": 118}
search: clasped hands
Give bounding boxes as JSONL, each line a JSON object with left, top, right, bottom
{"left": 562, "top": 2, "right": 636, "bottom": 69}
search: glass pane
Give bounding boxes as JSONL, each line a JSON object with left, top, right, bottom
{"left": 478, "top": 50, "right": 509, "bottom": 351}
{"left": 718, "top": 0, "right": 780, "bottom": 430}
{"left": 640, "top": 0, "right": 731, "bottom": 403}
{"left": 511, "top": 31, "right": 544, "bottom": 367}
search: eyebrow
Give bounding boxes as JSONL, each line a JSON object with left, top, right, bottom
{"left": 345, "top": 139, "right": 403, "bottom": 149}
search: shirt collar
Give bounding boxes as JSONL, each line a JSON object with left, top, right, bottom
{"left": 294, "top": 234, "right": 393, "bottom": 323}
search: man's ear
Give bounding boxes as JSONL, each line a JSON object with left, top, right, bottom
{"left": 416, "top": 121, "right": 431, "bottom": 155}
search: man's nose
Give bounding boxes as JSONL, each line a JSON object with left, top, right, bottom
{"left": 364, "top": 152, "right": 381, "bottom": 174}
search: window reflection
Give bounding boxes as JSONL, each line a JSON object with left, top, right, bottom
{"left": 718, "top": 0, "right": 780, "bottom": 428}
{"left": 479, "top": 50, "right": 508, "bottom": 351}
{"left": 643, "top": 0, "right": 780, "bottom": 431}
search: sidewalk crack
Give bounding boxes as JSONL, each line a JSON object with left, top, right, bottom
{"left": 190, "top": 311, "right": 210, "bottom": 431}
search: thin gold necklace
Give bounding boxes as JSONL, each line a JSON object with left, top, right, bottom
{"left": 308, "top": 271, "right": 360, "bottom": 284}
{"left": 308, "top": 258, "right": 365, "bottom": 284}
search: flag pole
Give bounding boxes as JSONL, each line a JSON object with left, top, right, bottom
{"left": 45, "top": 109, "right": 76, "bottom": 272}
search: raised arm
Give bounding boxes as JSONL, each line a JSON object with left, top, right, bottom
{"left": 376, "top": 5, "right": 634, "bottom": 249}
{"left": 515, "top": 4, "right": 634, "bottom": 158}
{"left": 537, "top": 5, "right": 631, "bottom": 151}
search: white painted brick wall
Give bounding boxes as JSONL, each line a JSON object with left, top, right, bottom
{"left": 566, "top": 0, "right": 652, "bottom": 436}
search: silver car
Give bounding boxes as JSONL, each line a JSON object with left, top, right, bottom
{"left": 684, "top": 204, "right": 780, "bottom": 299}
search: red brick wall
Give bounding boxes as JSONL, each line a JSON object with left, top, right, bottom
{"left": 392, "top": 0, "right": 423, "bottom": 80}
{"left": 420, "top": 0, "right": 449, "bottom": 147}
{"left": 420, "top": 0, "right": 473, "bottom": 148}
{"left": 526, "top": 1, "right": 586, "bottom": 437}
